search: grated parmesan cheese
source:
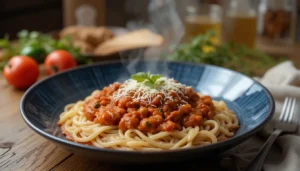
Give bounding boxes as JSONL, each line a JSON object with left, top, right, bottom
{"left": 112, "top": 77, "right": 189, "bottom": 106}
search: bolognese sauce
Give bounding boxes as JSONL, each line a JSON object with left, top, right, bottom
{"left": 58, "top": 73, "right": 239, "bottom": 150}
{"left": 83, "top": 76, "right": 215, "bottom": 134}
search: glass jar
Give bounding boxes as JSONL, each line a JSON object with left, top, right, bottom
{"left": 224, "top": 0, "right": 258, "bottom": 48}
{"left": 257, "top": 0, "right": 296, "bottom": 44}
{"left": 184, "top": 3, "right": 222, "bottom": 44}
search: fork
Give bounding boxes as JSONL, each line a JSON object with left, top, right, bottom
{"left": 244, "top": 97, "right": 298, "bottom": 171}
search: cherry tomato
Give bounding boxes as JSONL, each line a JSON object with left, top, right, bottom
{"left": 44, "top": 50, "right": 77, "bottom": 75}
{"left": 4, "top": 56, "right": 39, "bottom": 89}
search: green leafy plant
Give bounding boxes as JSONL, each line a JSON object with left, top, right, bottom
{"left": 0, "top": 30, "right": 92, "bottom": 70}
{"left": 167, "top": 31, "right": 283, "bottom": 76}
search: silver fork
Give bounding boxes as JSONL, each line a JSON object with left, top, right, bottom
{"left": 244, "top": 97, "right": 298, "bottom": 171}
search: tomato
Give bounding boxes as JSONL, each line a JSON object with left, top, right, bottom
{"left": 44, "top": 50, "right": 77, "bottom": 75}
{"left": 4, "top": 56, "right": 39, "bottom": 89}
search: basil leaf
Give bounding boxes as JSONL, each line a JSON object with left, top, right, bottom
{"left": 144, "top": 80, "right": 154, "bottom": 88}
{"left": 131, "top": 72, "right": 164, "bottom": 87}
{"left": 131, "top": 72, "right": 149, "bottom": 82}
{"left": 156, "top": 79, "right": 165, "bottom": 85}
{"left": 150, "top": 74, "right": 162, "bottom": 82}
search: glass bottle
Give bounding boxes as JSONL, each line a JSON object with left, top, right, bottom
{"left": 184, "top": 3, "right": 222, "bottom": 44}
{"left": 257, "top": 0, "right": 296, "bottom": 44}
{"left": 224, "top": 0, "right": 257, "bottom": 48}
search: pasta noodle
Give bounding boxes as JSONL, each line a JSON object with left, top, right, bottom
{"left": 58, "top": 74, "right": 239, "bottom": 150}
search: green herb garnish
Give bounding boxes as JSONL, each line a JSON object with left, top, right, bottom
{"left": 145, "top": 121, "right": 151, "bottom": 127}
{"left": 159, "top": 108, "right": 165, "bottom": 119}
{"left": 0, "top": 30, "right": 92, "bottom": 71}
{"left": 94, "top": 103, "right": 100, "bottom": 109}
{"left": 131, "top": 72, "right": 163, "bottom": 87}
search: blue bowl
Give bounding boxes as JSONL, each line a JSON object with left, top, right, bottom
{"left": 20, "top": 60, "right": 275, "bottom": 163}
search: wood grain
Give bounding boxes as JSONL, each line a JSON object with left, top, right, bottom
{"left": 256, "top": 39, "right": 300, "bottom": 68}
{"left": 51, "top": 154, "right": 99, "bottom": 171}
{"left": 1, "top": 44, "right": 299, "bottom": 170}
{"left": 0, "top": 78, "right": 72, "bottom": 171}
{"left": 0, "top": 75, "right": 223, "bottom": 171}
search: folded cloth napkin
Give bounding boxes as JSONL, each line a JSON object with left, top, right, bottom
{"left": 221, "top": 61, "right": 300, "bottom": 171}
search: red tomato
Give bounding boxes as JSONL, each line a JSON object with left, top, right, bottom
{"left": 44, "top": 50, "right": 77, "bottom": 75}
{"left": 4, "top": 56, "right": 39, "bottom": 89}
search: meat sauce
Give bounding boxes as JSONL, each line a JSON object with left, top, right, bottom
{"left": 83, "top": 83, "right": 215, "bottom": 133}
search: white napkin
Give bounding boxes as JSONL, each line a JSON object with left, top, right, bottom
{"left": 221, "top": 61, "right": 300, "bottom": 171}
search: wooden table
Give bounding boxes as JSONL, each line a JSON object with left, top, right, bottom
{"left": 1, "top": 41, "right": 300, "bottom": 170}
{"left": 257, "top": 40, "right": 300, "bottom": 68}
{"left": 0, "top": 77, "right": 225, "bottom": 171}
{"left": 2, "top": 40, "right": 299, "bottom": 170}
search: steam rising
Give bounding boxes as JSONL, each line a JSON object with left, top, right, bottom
{"left": 119, "top": 0, "right": 185, "bottom": 81}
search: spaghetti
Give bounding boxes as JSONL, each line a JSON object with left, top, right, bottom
{"left": 58, "top": 73, "right": 239, "bottom": 150}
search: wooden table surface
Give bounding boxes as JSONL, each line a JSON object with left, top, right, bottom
{"left": 0, "top": 76, "right": 226, "bottom": 171}
{"left": 1, "top": 41, "right": 299, "bottom": 170}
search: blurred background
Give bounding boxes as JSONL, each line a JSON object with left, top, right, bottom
{"left": 1, "top": 0, "right": 299, "bottom": 42}
{"left": 1, "top": 0, "right": 300, "bottom": 79}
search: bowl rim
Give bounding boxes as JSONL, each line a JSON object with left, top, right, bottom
{"left": 20, "top": 60, "right": 275, "bottom": 154}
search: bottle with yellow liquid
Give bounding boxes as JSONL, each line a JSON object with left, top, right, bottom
{"left": 224, "top": 0, "right": 257, "bottom": 48}
{"left": 184, "top": 4, "right": 222, "bottom": 44}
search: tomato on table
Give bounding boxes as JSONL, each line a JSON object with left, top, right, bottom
{"left": 44, "top": 50, "right": 77, "bottom": 75}
{"left": 3, "top": 56, "right": 39, "bottom": 89}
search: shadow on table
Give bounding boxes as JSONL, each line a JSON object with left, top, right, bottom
{"left": 63, "top": 154, "right": 230, "bottom": 171}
